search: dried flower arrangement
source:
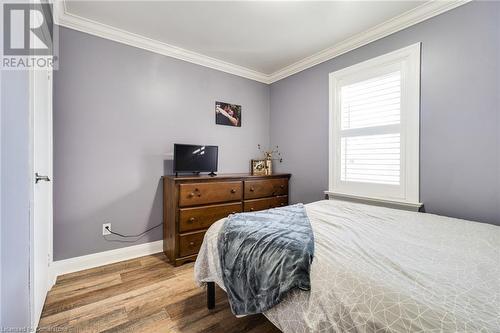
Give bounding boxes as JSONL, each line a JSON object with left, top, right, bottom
{"left": 257, "top": 144, "right": 283, "bottom": 163}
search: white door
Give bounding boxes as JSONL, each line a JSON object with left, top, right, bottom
{"left": 30, "top": 66, "right": 53, "bottom": 327}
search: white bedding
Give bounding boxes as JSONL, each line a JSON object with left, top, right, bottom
{"left": 194, "top": 200, "right": 500, "bottom": 332}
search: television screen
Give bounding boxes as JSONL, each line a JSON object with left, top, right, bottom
{"left": 174, "top": 144, "right": 218, "bottom": 173}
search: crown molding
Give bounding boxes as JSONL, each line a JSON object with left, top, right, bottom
{"left": 54, "top": 0, "right": 471, "bottom": 85}
{"left": 53, "top": 1, "right": 272, "bottom": 84}
{"left": 268, "top": 0, "right": 472, "bottom": 83}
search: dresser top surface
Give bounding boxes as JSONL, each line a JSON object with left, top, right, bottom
{"left": 163, "top": 173, "right": 291, "bottom": 181}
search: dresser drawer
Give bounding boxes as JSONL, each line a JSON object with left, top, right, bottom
{"left": 244, "top": 178, "right": 288, "bottom": 199}
{"left": 164, "top": 174, "right": 291, "bottom": 266}
{"left": 178, "top": 231, "right": 205, "bottom": 257}
{"left": 244, "top": 195, "right": 288, "bottom": 212}
{"left": 179, "top": 181, "right": 242, "bottom": 207}
{"left": 179, "top": 202, "right": 242, "bottom": 233}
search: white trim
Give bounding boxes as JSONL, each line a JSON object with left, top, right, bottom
{"left": 328, "top": 43, "right": 421, "bottom": 204}
{"left": 49, "top": 240, "right": 163, "bottom": 286}
{"left": 269, "top": 0, "right": 470, "bottom": 82}
{"left": 53, "top": 0, "right": 470, "bottom": 84}
{"left": 53, "top": 1, "right": 271, "bottom": 84}
{"left": 324, "top": 191, "right": 423, "bottom": 212}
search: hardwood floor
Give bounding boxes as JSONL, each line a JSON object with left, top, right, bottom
{"left": 39, "top": 253, "right": 280, "bottom": 333}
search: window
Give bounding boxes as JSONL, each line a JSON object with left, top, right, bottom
{"left": 328, "top": 43, "right": 421, "bottom": 205}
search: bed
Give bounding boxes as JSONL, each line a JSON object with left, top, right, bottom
{"left": 194, "top": 199, "right": 500, "bottom": 332}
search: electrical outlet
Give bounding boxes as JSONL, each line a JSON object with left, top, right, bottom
{"left": 103, "top": 223, "right": 111, "bottom": 235}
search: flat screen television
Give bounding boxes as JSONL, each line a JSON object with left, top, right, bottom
{"left": 173, "top": 144, "right": 218, "bottom": 176}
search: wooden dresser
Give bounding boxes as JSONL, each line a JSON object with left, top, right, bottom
{"left": 163, "top": 173, "right": 291, "bottom": 266}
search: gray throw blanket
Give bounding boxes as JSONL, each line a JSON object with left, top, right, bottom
{"left": 218, "top": 204, "right": 314, "bottom": 315}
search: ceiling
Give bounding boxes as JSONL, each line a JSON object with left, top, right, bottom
{"left": 58, "top": 1, "right": 468, "bottom": 83}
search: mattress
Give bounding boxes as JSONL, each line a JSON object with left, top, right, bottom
{"left": 194, "top": 200, "right": 500, "bottom": 332}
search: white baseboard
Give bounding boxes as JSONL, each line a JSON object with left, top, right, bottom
{"left": 49, "top": 240, "right": 163, "bottom": 286}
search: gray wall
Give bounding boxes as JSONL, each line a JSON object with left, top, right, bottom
{"left": 270, "top": 1, "right": 500, "bottom": 225}
{"left": 1, "top": 70, "right": 32, "bottom": 327}
{"left": 55, "top": 1, "right": 500, "bottom": 262}
{"left": 54, "top": 27, "right": 270, "bottom": 260}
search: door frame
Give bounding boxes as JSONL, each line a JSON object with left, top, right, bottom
{"left": 28, "top": 1, "right": 55, "bottom": 327}
{"left": 28, "top": 67, "right": 54, "bottom": 328}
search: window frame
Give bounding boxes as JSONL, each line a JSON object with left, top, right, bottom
{"left": 328, "top": 43, "right": 421, "bottom": 206}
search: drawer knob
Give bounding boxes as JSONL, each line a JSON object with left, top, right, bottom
{"left": 280, "top": 203, "right": 285, "bottom": 206}
{"left": 250, "top": 208, "right": 254, "bottom": 211}
{"left": 188, "top": 192, "right": 194, "bottom": 198}
{"left": 189, "top": 241, "right": 195, "bottom": 246}
{"left": 189, "top": 217, "right": 196, "bottom": 223}
{"left": 194, "top": 188, "right": 201, "bottom": 197}
{"left": 280, "top": 185, "right": 285, "bottom": 189}
{"left": 231, "top": 211, "right": 236, "bottom": 214}
{"left": 249, "top": 187, "right": 255, "bottom": 192}
{"left": 230, "top": 189, "right": 236, "bottom": 193}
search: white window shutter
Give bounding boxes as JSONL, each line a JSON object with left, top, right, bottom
{"left": 329, "top": 43, "right": 421, "bottom": 205}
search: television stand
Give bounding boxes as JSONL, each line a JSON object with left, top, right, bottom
{"left": 208, "top": 171, "right": 217, "bottom": 177}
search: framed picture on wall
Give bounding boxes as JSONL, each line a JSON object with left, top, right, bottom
{"left": 215, "top": 101, "right": 241, "bottom": 127}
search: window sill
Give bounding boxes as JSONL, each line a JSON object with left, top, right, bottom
{"left": 324, "top": 191, "right": 423, "bottom": 212}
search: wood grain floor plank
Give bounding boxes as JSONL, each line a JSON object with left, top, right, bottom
{"left": 50, "top": 273, "right": 122, "bottom": 294}
{"left": 120, "top": 262, "right": 176, "bottom": 283}
{"left": 100, "top": 309, "right": 175, "bottom": 333}
{"left": 69, "top": 307, "right": 129, "bottom": 333}
{"left": 39, "top": 281, "right": 173, "bottom": 328}
{"left": 56, "top": 258, "right": 142, "bottom": 284}
{"left": 139, "top": 253, "right": 170, "bottom": 266}
{"left": 43, "top": 268, "right": 176, "bottom": 317}
{"left": 45, "top": 274, "right": 123, "bottom": 305}
{"left": 39, "top": 253, "right": 279, "bottom": 333}
{"left": 164, "top": 286, "right": 226, "bottom": 321}
{"left": 41, "top": 272, "right": 176, "bottom": 322}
